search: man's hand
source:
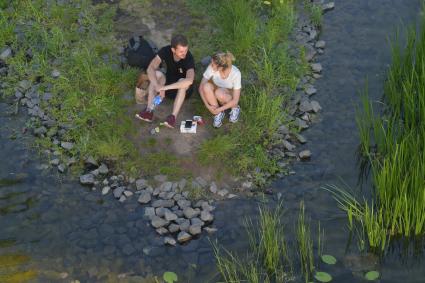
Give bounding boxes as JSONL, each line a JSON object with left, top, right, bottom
{"left": 156, "top": 85, "right": 166, "bottom": 98}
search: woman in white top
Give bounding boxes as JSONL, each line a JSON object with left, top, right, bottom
{"left": 199, "top": 51, "right": 241, "bottom": 128}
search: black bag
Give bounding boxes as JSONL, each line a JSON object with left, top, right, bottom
{"left": 124, "top": 36, "right": 158, "bottom": 69}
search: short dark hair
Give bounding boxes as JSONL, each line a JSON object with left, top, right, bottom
{"left": 171, "top": 34, "right": 188, "bottom": 49}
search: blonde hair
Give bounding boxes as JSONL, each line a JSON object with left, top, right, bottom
{"left": 212, "top": 51, "right": 235, "bottom": 69}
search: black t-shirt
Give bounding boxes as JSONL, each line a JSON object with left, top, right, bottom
{"left": 157, "top": 45, "right": 195, "bottom": 82}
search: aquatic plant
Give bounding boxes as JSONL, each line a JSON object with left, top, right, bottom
{"left": 328, "top": 12, "right": 425, "bottom": 252}
{"left": 296, "top": 201, "right": 314, "bottom": 282}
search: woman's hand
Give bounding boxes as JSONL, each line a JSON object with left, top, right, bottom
{"left": 208, "top": 105, "right": 221, "bottom": 115}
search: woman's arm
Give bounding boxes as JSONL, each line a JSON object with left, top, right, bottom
{"left": 216, "top": 88, "right": 241, "bottom": 112}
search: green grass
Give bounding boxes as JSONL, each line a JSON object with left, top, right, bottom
{"left": 189, "top": 0, "right": 305, "bottom": 186}
{"left": 213, "top": 202, "right": 327, "bottom": 282}
{"left": 303, "top": 0, "right": 323, "bottom": 28}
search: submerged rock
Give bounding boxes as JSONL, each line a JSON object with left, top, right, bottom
{"left": 80, "top": 174, "right": 95, "bottom": 185}
{"left": 177, "top": 231, "right": 192, "bottom": 243}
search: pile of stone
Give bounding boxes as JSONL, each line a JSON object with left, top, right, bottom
{"left": 267, "top": 1, "right": 335, "bottom": 176}
{"left": 80, "top": 169, "right": 218, "bottom": 246}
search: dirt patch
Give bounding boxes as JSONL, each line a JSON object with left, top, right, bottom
{"left": 100, "top": 0, "right": 237, "bottom": 187}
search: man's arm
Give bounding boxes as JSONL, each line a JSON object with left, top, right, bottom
{"left": 160, "top": 68, "right": 195, "bottom": 91}
{"left": 147, "top": 55, "right": 162, "bottom": 88}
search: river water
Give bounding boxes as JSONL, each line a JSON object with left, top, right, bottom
{"left": 0, "top": 0, "right": 423, "bottom": 282}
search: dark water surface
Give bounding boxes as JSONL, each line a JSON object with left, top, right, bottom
{"left": 1, "top": 1, "right": 424, "bottom": 282}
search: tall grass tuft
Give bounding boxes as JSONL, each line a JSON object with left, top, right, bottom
{"left": 296, "top": 201, "right": 314, "bottom": 282}
{"left": 328, "top": 12, "right": 425, "bottom": 252}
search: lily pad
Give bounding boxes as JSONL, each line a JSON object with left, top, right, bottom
{"left": 365, "top": 271, "right": 380, "bottom": 281}
{"left": 321, "top": 254, "right": 337, "bottom": 265}
{"left": 163, "top": 271, "right": 178, "bottom": 283}
{"left": 314, "top": 271, "right": 332, "bottom": 282}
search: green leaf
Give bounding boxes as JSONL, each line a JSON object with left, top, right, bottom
{"left": 314, "top": 271, "right": 332, "bottom": 282}
{"left": 321, "top": 254, "right": 337, "bottom": 265}
{"left": 365, "top": 271, "right": 380, "bottom": 281}
{"left": 163, "top": 271, "right": 178, "bottom": 283}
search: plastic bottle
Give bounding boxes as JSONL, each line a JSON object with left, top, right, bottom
{"left": 148, "top": 95, "right": 163, "bottom": 111}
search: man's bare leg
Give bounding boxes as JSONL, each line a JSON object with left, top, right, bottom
{"left": 171, "top": 85, "right": 189, "bottom": 117}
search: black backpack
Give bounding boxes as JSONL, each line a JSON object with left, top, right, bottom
{"left": 124, "top": 36, "right": 158, "bottom": 69}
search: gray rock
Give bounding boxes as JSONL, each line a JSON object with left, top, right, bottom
{"left": 0, "top": 47, "right": 12, "bottom": 60}
{"left": 178, "top": 178, "right": 187, "bottom": 190}
{"left": 204, "top": 227, "right": 218, "bottom": 234}
{"left": 33, "top": 126, "right": 47, "bottom": 136}
{"left": 85, "top": 156, "right": 98, "bottom": 167}
{"left": 201, "top": 211, "right": 214, "bottom": 222}
{"left": 283, "top": 140, "right": 296, "bottom": 151}
{"left": 189, "top": 225, "right": 202, "bottom": 236}
{"left": 98, "top": 164, "right": 109, "bottom": 174}
{"left": 299, "top": 150, "right": 312, "bottom": 160}
{"left": 154, "top": 174, "right": 167, "bottom": 182}
{"left": 122, "top": 243, "right": 135, "bottom": 255}
{"left": 228, "top": 194, "right": 238, "bottom": 199}
{"left": 18, "top": 80, "right": 31, "bottom": 91}
{"left": 135, "top": 179, "right": 148, "bottom": 190}
{"left": 138, "top": 191, "right": 152, "bottom": 204}
{"left": 294, "top": 133, "right": 307, "bottom": 144}
{"left": 164, "top": 237, "right": 176, "bottom": 246}
{"left": 217, "top": 189, "right": 229, "bottom": 197}
{"left": 160, "top": 181, "right": 173, "bottom": 192}
{"left": 304, "top": 44, "right": 316, "bottom": 62}
{"left": 309, "top": 29, "right": 318, "bottom": 41}
{"left": 51, "top": 69, "right": 61, "bottom": 78}
{"left": 304, "top": 85, "right": 317, "bottom": 96}
{"left": 151, "top": 216, "right": 169, "bottom": 228}
{"left": 168, "top": 224, "right": 180, "bottom": 233}
{"left": 191, "top": 180, "right": 202, "bottom": 190}
{"left": 183, "top": 207, "right": 200, "bottom": 219}
{"left": 60, "top": 141, "right": 74, "bottom": 150}
{"left": 177, "top": 199, "right": 191, "bottom": 209}
{"left": 299, "top": 99, "right": 313, "bottom": 112}
{"left": 177, "top": 231, "right": 192, "bottom": 243}
{"left": 155, "top": 207, "right": 170, "bottom": 217}
{"left": 209, "top": 182, "right": 217, "bottom": 194}
{"left": 123, "top": 190, "right": 133, "bottom": 197}
{"left": 201, "top": 202, "right": 215, "bottom": 212}
{"left": 102, "top": 186, "right": 111, "bottom": 195}
{"left": 113, "top": 187, "right": 125, "bottom": 198}
{"left": 80, "top": 174, "right": 95, "bottom": 185}
{"left": 278, "top": 125, "right": 289, "bottom": 135}
{"left": 294, "top": 118, "right": 309, "bottom": 129}
{"left": 173, "top": 193, "right": 185, "bottom": 201}
{"left": 195, "top": 176, "right": 208, "bottom": 188}
{"left": 152, "top": 199, "right": 175, "bottom": 208}
{"left": 57, "top": 164, "right": 66, "bottom": 173}
{"left": 311, "top": 100, "right": 322, "bottom": 113}
{"left": 119, "top": 195, "right": 126, "bottom": 202}
{"left": 14, "top": 91, "right": 23, "bottom": 99}
{"left": 144, "top": 207, "right": 155, "bottom": 219}
{"left": 164, "top": 210, "right": 178, "bottom": 221}
{"left": 311, "top": 63, "right": 322, "bottom": 73}
{"left": 322, "top": 2, "right": 335, "bottom": 12}
{"left": 191, "top": 217, "right": 204, "bottom": 226}
{"left": 201, "top": 56, "right": 211, "bottom": 66}
{"left": 315, "top": 40, "right": 326, "bottom": 49}
{"left": 242, "top": 181, "right": 253, "bottom": 190}
{"left": 67, "top": 157, "right": 77, "bottom": 167}
{"left": 176, "top": 218, "right": 190, "bottom": 231}
{"left": 42, "top": 93, "right": 53, "bottom": 101}
{"left": 156, "top": 227, "right": 169, "bottom": 235}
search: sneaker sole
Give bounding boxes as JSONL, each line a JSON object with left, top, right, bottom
{"left": 135, "top": 113, "right": 153, "bottom": 123}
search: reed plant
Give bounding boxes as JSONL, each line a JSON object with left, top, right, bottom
{"left": 296, "top": 201, "right": 314, "bottom": 283}
{"left": 328, "top": 13, "right": 425, "bottom": 252}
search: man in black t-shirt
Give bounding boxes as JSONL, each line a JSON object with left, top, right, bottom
{"left": 135, "top": 34, "right": 195, "bottom": 128}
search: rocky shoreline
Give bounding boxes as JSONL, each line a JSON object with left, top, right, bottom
{"left": 0, "top": 1, "right": 334, "bottom": 246}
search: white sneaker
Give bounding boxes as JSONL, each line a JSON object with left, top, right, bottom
{"left": 213, "top": 112, "right": 225, "bottom": 128}
{"left": 229, "top": 106, "right": 241, "bottom": 123}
